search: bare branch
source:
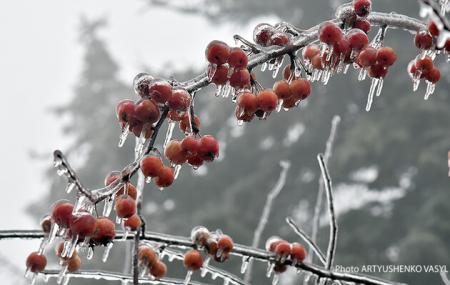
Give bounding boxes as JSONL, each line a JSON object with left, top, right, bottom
{"left": 285, "top": 217, "right": 326, "bottom": 266}
{"left": 244, "top": 160, "right": 290, "bottom": 282}
{"left": 317, "top": 154, "right": 337, "bottom": 270}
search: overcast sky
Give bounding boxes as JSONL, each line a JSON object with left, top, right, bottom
{"left": 0, "top": 0, "right": 275, "bottom": 282}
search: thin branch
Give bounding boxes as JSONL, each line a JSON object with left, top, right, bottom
{"left": 317, "top": 154, "right": 337, "bottom": 270}
{"left": 442, "top": 271, "right": 450, "bottom": 285}
{"left": 310, "top": 116, "right": 341, "bottom": 263}
{"left": 0, "top": 230, "right": 404, "bottom": 285}
{"left": 285, "top": 217, "right": 326, "bottom": 266}
{"left": 244, "top": 160, "right": 291, "bottom": 283}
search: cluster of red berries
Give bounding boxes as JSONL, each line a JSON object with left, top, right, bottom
{"left": 190, "top": 226, "right": 234, "bottom": 263}
{"left": 266, "top": 237, "right": 307, "bottom": 273}
{"left": 138, "top": 245, "right": 167, "bottom": 279}
{"left": 356, "top": 46, "right": 397, "bottom": 78}
{"left": 353, "top": 0, "right": 372, "bottom": 18}
{"left": 408, "top": 56, "right": 441, "bottom": 84}
{"left": 275, "top": 75, "right": 312, "bottom": 109}
{"left": 253, "top": 23, "right": 291, "bottom": 47}
{"left": 140, "top": 155, "right": 175, "bottom": 188}
{"left": 425, "top": 22, "right": 450, "bottom": 52}
{"left": 206, "top": 41, "right": 251, "bottom": 90}
{"left": 116, "top": 98, "right": 160, "bottom": 138}
{"left": 165, "top": 135, "right": 220, "bottom": 168}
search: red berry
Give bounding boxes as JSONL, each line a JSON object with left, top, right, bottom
{"left": 165, "top": 140, "right": 187, "bottom": 165}
{"left": 41, "top": 215, "right": 52, "bottom": 235}
{"left": 333, "top": 38, "right": 351, "bottom": 59}
{"left": 205, "top": 40, "right": 230, "bottom": 65}
{"left": 271, "top": 32, "right": 290, "bottom": 46}
{"left": 135, "top": 99, "right": 160, "bottom": 124}
{"left": 198, "top": 135, "right": 219, "bottom": 162}
{"left": 347, "top": 29, "right": 369, "bottom": 51}
{"left": 148, "top": 80, "right": 173, "bottom": 104}
{"left": 70, "top": 213, "right": 97, "bottom": 238}
{"left": 273, "top": 80, "right": 292, "bottom": 100}
{"left": 228, "top": 48, "right": 248, "bottom": 69}
{"left": 415, "top": 57, "right": 434, "bottom": 73}
{"left": 179, "top": 114, "right": 201, "bottom": 134}
{"left": 210, "top": 64, "right": 229, "bottom": 85}
{"left": 415, "top": 31, "right": 433, "bottom": 50}
{"left": 357, "top": 47, "right": 377, "bottom": 67}
{"left": 353, "top": 0, "right": 372, "bottom": 17}
{"left": 311, "top": 54, "right": 324, "bottom": 70}
{"left": 191, "top": 226, "right": 210, "bottom": 247}
{"left": 133, "top": 73, "right": 154, "bottom": 98}
{"left": 266, "top": 237, "right": 284, "bottom": 252}
{"left": 65, "top": 255, "right": 81, "bottom": 273}
{"left": 52, "top": 202, "right": 74, "bottom": 228}
{"left": 237, "top": 91, "right": 258, "bottom": 114}
{"left": 290, "top": 243, "right": 307, "bottom": 262}
{"left": 283, "top": 64, "right": 293, "bottom": 80}
{"left": 257, "top": 90, "right": 278, "bottom": 112}
{"left": 428, "top": 21, "right": 440, "bottom": 37}
{"left": 168, "top": 89, "right": 190, "bottom": 112}
{"left": 138, "top": 246, "right": 158, "bottom": 267}
{"left": 217, "top": 235, "right": 234, "bottom": 253}
{"left": 254, "top": 23, "right": 275, "bottom": 46}
{"left": 56, "top": 242, "right": 76, "bottom": 260}
{"left": 184, "top": 250, "right": 204, "bottom": 271}
{"left": 115, "top": 183, "right": 138, "bottom": 201}
{"left": 26, "top": 252, "right": 47, "bottom": 273}
{"left": 168, "top": 110, "right": 185, "bottom": 121}
{"left": 140, "top": 156, "right": 164, "bottom": 178}
{"left": 408, "top": 60, "right": 418, "bottom": 77}
{"left": 150, "top": 261, "right": 167, "bottom": 279}
{"left": 376, "top": 47, "right": 397, "bottom": 67}
{"left": 368, "top": 63, "right": 388, "bottom": 78}
{"left": 282, "top": 95, "right": 299, "bottom": 109}
{"left": 115, "top": 196, "right": 136, "bottom": 218}
{"left": 290, "top": 79, "right": 311, "bottom": 100}
{"left": 206, "top": 238, "right": 218, "bottom": 256}
{"left": 274, "top": 263, "right": 288, "bottom": 273}
{"left": 92, "top": 217, "right": 116, "bottom": 245}
{"left": 353, "top": 19, "right": 371, "bottom": 33}
{"left": 154, "top": 166, "right": 175, "bottom": 188}
{"left": 181, "top": 136, "right": 201, "bottom": 158}
{"left": 319, "top": 22, "right": 343, "bottom": 45}
{"left": 425, "top": 68, "right": 440, "bottom": 83}
{"left": 303, "top": 44, "right": 321, "bottom": 61}
{"left": 274, "top": 241, "right": 291, "bottom": 258}
{"left": 445, "top": 39, "right": 450, "bottom": 53}
{"left": 229, "top": 69, "right": 251, "bottom": 89}
{"left": 124, "top": 214, "right": 142, "bottom": 231}
{"left": 187, "top": 154, "right": 204, "bottom": 168}
{"left": 116, "top": 100, "right": 135, "bottom": 123}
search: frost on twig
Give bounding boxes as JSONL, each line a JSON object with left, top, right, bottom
{"left": 244, "top": 161, "right": 290, "bottom": 283}
{"left": 310, "top": 116, "right": 341, "bottom": 264}
{"left": 441, "top": 271, "right": 450, "bottom": 285}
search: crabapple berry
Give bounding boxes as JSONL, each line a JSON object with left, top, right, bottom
{"left": 283, "top": 64, "right": 293, "bottom": 80}
{"left": 148, "top": 80, "right": 173, "bottom": 104}
{"left": 236, "top": 91, "right": 258, "bottom": 114}
{"left": 198, "top": 135, "right": 219, "bottom": 162}
{"left": 168, "top": 110, "right": 185, "bottom": 121}
{"left": 266, "top": 236, "right": 283, "bottom": 252}
{"left": 154, "top": 166, "right": 175, "bottom": 188}
{"left": 140, "top": 156, "right": 164, "bottom": 178}
{"left": 257, "top": 90, "right": 278, "bottom": 112}
{"left": 416, "top": 57, "right": 434, "bottom": 73}
{"left": 40, "top": 215, "right": 52, "bottom": 235}
{"left": 179, "top": 114, "right": 201, "bottom": 134}
{"left": 333, "top": 38, "right": 351, "bottom": 58}
{"left": 187, "top": 155, "right": 204, "bottom": 168}
{"left": 168, "top": 89, "right": 190, "bottom": 112}
{"left": 273, "top": 80, "right": 292, "bottom": 100}
{"left": 271, "top": 32, "right": 290, "bottom": 46}
{"left": 425, "top": 68, "right": 440, "bottom": 83}
{"left": 92, "top": 217, "right": 116, "bottom": 245}
{"left": 150, "top": 261, "right": 167, "bottom": 279}
{"left": 217, "top": 235, "right": 234, "bottom": 253}
{"left": 65, "top": 255, "right": 81, "bottom": 273}
{"left": 133, "top": 73, "right": 154, "bottom": 98}
{"left": 357, "top": 47, "right": 377, "bottom": 67}
{"left": 303, "top": 44, "right": 321, "bottom": 61}
{"left": 205, "top": 40, "right": 230, "bottom": 65}
{"left": 368, "top": 63, "right": 388, "bottom": 78}
{"left": 165, "top": 140, "right": 187, "bottom": 165}
{"left": 56, "top": 242, "right": 78, "bottom": 260}
{"left": 135, "top": 99, "right": 160, "bottom": 124}
{"left": 290, "top": 243, "right": 307, "bottom": 262}
{"left": 124, "top": 214, "right": 142, "bottom": 231}
{"left": 274, "top": 264, "right": 288, "bottom": 273}
{"left": 274, "top": 241, "right": 291, "bottom": 257}
{"left": 254, "top": 23, "right": 275, "bottom": 46}
{"left": 138, "top": 246, "right": 158, "bottom": 268}
{"left": 210, "top": 64, "right": 229, "bottom": 85}
{"left": 70, "top": 213, "right": 97, "bottom": 238}
{"left": 353, "top": 19, "right": 371, "bottom": 33}
{"left": 115, "top": 196, "right": 136, "bottom": 218}
{"left": 290, "top": 79, "right": 311, "bottom": 100}
{"left": 311, "top": 54, "right": 324, "bottom": 70}
{"left": 115, "top": 183, "right": 138, "bottom": 201}
{"left": 415, "top": 31, "right": 433, "bottom": 50}
{"left": 428, "top": 21, "right": 439, "bottom": 37}
{"left": 116, "top": 100, "right": 135, "bottom": 123}
{"left": 191, "top": 226, "right": 210, "bottom": 247}
{"left": 282, "top": 95, "right": 298, "bottom": 109}
{"left": 181, "top": 136, "right": 201, "bottom": 158}
{"left": 353, "top": 0, "right": 372, "bottom": 17}
{"left": 376, "top": 47, "right": 397, "bottom": 67}
{"left": 183, "top": 250, "right": 204, "bottom": 271}
{"left": 52, "top": 202, "right": 74, "bottom": 228}
{"left": 228, "top": 48, "right": 248, "bottom": 69}
{"left": 319, "top": 22, "right": 343, "bottom": 45}
{"left": 347, "top": 29, "right": 369, "bottom": 51}
{"left": 206, "top": 238, "right": 218, "bottom": 256}
{"left": 26, "top": 252, "right": 47, "bottom": 273}
{"left": 229, "top": 69, "right": 251, "bottom": 89}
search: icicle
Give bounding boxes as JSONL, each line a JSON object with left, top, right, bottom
{"left": 174, "top": 165, "right": 182, "bottom": 179}
{"left": 365, "top": 78, "right": 379, "bottom": 112}
{"left": 63, "top": 235, "right": 79, "bottom": 259}
{"left": 276, "top": 100, "right": 283, "bottom": 113}
{"left": 145, "top": 176, "right": 152, "bottom": 184}
{"left": 163, "top": 122, "right": 176, "bottom": 148}
{"left": 326, "top": 47, "right": 334, "bottom": 62}
{"left": 272, "top": 274, "right": 280, "bottom": 285}
{"left": 43, "top": 274, "right": 50, "bottom": 283}
{"left": 38, "top": 239, "right": 47, "bottom": 255}
{"left": 200, "top": 257, "right": 210, "bottom": 277}
{"left": 237, "top": 120, "right": 244, "bottom": 126}
{"left": 424, "top": 81, "right": 436, "bottom": 100}
{"left": 134, "top": 135, "right": 146, "bottom": 158}
{"left": 24, "top": 268, "right": 31, "bottom": 279}
{"left": 102, "top": 196, "right": 114, "bottom": 217}
{"left": 116, "top": 216, "right": 122, "bottom": 224}
{"left": 261, "top": 62, "right": 268, "bottom": 72}
{"left": 183, "top": 270, "right": 193, "bottom": 285}
{"left": 30, "top": 274, "right": 37, "bottom": 285}
{"left": 211, "top": 272, "right": 219, "bottom": 280}
{"left": 266, "top": 262, "right": 275, "bottom": 278}
{"left": 118, "top": 125, "right": 130, "bottom": 148}
{"left": 207, "top": 64, "right": 218, "bottom": 81}
{"left": 413, "top": 77, "right": 421, "bottom": 91}
{"left": 87, "top": 246, "right": 94, "bottom": 260}
{"left": 65, "top": 182, "right": 76, "bottom": 194}
{"left": 358, "top": 68, "right": 367, "bottom": 81}
{"left": 215, "top": 85, "right": 223, "bottom": 97}
{"left": 62, "top": 276, "right": 71, "bottom": 285}
{"left": 240, "top": 256, "right": 250, "bottom": 274}
{"left": 57, "top": 265, "right": 68, "bottom": 284}
{"left": 376, "top": 78, "right": 384, "bottom": 97}
{"left": 223, "top": 278, "right": 230, "bottom": 285}
{"left": 272, "top": 56, "right": 285, "bottom": 78}
{"left": 102, "top": 242, "right": 114, "bottom": 262}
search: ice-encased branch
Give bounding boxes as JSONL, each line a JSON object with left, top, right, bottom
{"left": 0, "top": 230, "right": 404, "bottom": 285}
{"left": 244, "top": 161, "right": 290, "bottom": 282}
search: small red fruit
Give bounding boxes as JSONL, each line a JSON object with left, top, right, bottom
{"left": 415, "top": 57, "right": 434, "bottom": 73}
{"left": 217, "top": 235, "right": 234, "bottom": 253}
{"left": 40, "top": 215, "right": 53, "bottom": 235}
{"left": 198, "top": 135, "right": 220, "bottom": 162}
{"left": 26, "top": 252, "right": 47, "bottom": 273}
{"left": 187, "top": 155, "right": 204, "bottom": 168}
{"left": 415, "top": 31, "right": 433, "bottom": 50}
{"left": 148, "top": 80, "right": 173, "bottom": 104}
{"left": 257, "top": 90, "right": 278, "bottom": 112}
{"left": 271, "top": 32, "right": 290, "bottom": 46}
{"left": 179, "top": 115, "right": 201, "bottom": 134}
{"left": 181, "top": 136, "right": 201, "bottom": 157}
{"left": 357, "top": 47, "right": 377, "bottom": 67}
{"left": 210, "top": 64, "right": 229, "bottom": 85}
{"left": 165, "top": 140, "right": 187, "bottom": 165}
{"left": 70, "top": 213, "right": 97, "bottom": 238}
{"left": 150, "top": 261, "right": 167, "bottom": 279}
{"left": 56, "top": 242, "right": 78, "bottom": 260}
{"left": 184, "top": 250, "right": 204, "bottom": 271}
{"left": 124, "top": 214, "right": 142, "bottom": 231}
{"left": 52, "top": 202, "right": 74, "bottom": 228}
{"left": 353, "top": 19, "right": 371, "bottom": 33}
{"left": 333, "top": 38, "right": 351, "bottom": 58}
{"left": 115, "top": 196, "right": 136, "bottom": 218}
{"left": 290, "top": 243, "right": 307, "bottom": 262}
{"left": 168, "top": 110, "right": 185, "bottom": 121}
{"left": 319, "top": 22, "right": 343, "bottom": 45}
{"left": 237, "top": 92, "right": 258, "bottom": 114}
{"left": 266, "top": 237, "right": 285, "bottom": 252}
{"left": 138, "top": 246, "right": 158, "bottom": 267}
{"left": 115, "top": 183, "right": 138, "bottom": 201}
{"left": 290, "top": 79, "right": 311, "bottom": 100}
{"left": 254, "top": 23, "right": 275, "bottom": 46}
{"left": 376, "top": 47, "right": 397, "bottom": 67}
{"left": 428, "top": 21, "right": 440, "bottom": 37}
{"left": 135, "top": 99, "right": 160, "bottom": 124}
{"left": 425, "top": 68, "right": 441, "bottom": 83}
{"left": 65, "top": 255, "right": 81, "bottom": 273}
{"left": 154, "top": 166, "right": 175, "bottom": 188}
{"left": 303, "top": 44, "right": 321, "bottom": 61}
{"left": 228, "top": 48, "right": 248, "bottom": 69}
{"left": 283, "top": 64, "right": 293, "bottom": 80}
{"left": 168, "top": 89, "right": 190, "bottom": 112}
{"left": 229, "top": 69, "right": 251, "bottom": 89}
{"left": 347, "top": 29, "right": 369, "bottom": 51}
{"left": 205, "top": 40, "right": 230, "bottom": 65}
{"left": 311, "top": 54, "right": 324, "bottom": 70}
{"left": 274, "top": 263, "right": 288, "bottom": 273}
{"left": 191, "top": 226, "right": 210, "bottom": 247}
{"left": 116, "top": 100, "right": 136, "bottom": 123}
{"left": 273, "top": 80, "right": 292, "bottom": 100}
{"left": 140, "top": 156, "right": 164, "bottom": 178}
{"left": 274, "top": 241, "right": 291, "bottom": 258}
{"left": 368, "top": 63, "right": 388, "bottom": 78}
{"left": 353, "top": 0, "right": 372, "bottom": 17}
{"left": 92, "top": 217, "right": 116, "bottom": 245}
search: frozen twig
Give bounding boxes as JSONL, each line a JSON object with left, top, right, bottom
{"left": 285, "top": 217, "right": 326, "bottom": 266}
{"left": 310, "top": 116, "right": 341, "bottom": 263}
{"left": 317, "top": 154, "right": 337, "bottom": 270}
{"left": 244, "top": 161, "right": 291, "bottom": 283}
{"left": 442, "top": 271, "right": 450, "bottom": 285}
